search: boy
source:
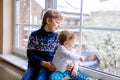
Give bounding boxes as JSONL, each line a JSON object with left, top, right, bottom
{"left": 22, "top": 9, "right": 64, "bottom": 80}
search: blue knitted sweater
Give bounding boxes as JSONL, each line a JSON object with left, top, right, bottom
{"left": 27, "top": 28, "right": 59, "bottom": 67}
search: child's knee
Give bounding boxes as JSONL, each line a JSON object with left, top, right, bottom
{"left": 49, "top": 71, "right": 63, "bottom": 80}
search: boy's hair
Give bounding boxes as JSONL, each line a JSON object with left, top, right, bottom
{"left": 41, "top": 9, "right": 63, "bottom": 28}
{"left": 58, "top": 30, "right": 75, "bottom": 45}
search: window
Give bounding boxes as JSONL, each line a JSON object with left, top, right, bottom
{"left": 15, "top": 0, "right": 120, "bottom": 79}
{"left": 56, "top": 0, "right": 120, "bottom": 78}
{"left": 82, "top": 0, "right": 120, "bottom": 77}
{"left": 57, "top": 0, "right": 80, "bottom": 44}
{"left": 15, "top": 0, "right": 45, "bottom": 55}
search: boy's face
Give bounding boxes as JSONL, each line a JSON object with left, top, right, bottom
{"left": 46, "top": 18, "right": 62, "bottom": 32}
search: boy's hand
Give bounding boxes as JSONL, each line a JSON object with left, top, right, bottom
{"left": 40, "top": 61, "right": 56, "bottom": 71}
{"left": 47, "top": 62, "right": 56, "bottom": 71}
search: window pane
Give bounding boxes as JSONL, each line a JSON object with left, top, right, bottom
{"left": 82, "top": 29, "right": 120, "bottom": 76}
{"left": 57, "top": 0, "right": 80, "bottom": 44}
{"left": 82, "top": 0, "right": 120, "bottom": 28}
{"left": 57, "top": 0, "right": 80, "bottom": 13}
{"left": 82, "top": 0, "right": 120, "bottom": 77}
{"left": 15, "top": 0, "right": 45, "bottom": 49}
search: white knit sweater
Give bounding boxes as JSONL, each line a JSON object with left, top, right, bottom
{"left": 53, "top": 45, "right": 80, "bottom": 72}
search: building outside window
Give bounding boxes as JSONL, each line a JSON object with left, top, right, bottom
{"left": 15, "top": 0, "right": 45, "bottom": 52}
{"left": 15, "top": 0, "right": 120, "bottom": 78}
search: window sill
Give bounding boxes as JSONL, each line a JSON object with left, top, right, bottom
{"left": 0, "top": 54, "right": 120, "bottom": 80}
{"left": 0, "top": 54, "right": 27, "bottom": 71}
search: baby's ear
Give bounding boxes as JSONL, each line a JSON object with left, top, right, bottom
{"left": 64, "top": 41, "right": 68, "bottom": 46}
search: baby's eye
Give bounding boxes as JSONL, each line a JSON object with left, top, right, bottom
{"left": 56, "top": 21, "right": 59, "bottom": 24}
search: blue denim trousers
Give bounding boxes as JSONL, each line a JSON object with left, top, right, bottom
{"left": 21, "top": 65, "right": 51, "bottom": 80}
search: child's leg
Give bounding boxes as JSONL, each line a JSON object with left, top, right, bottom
{"left": 63, "top": 71, "right": 72, "bottom": 79}
{"left": 73, "top": 71, "right": 89, "bottom": 80}
{"left": 37, "top": 67, "right": 51, "bottom": 80}
{"left": 21, "top": 65, "right": 37, "bottom": 80}
{"left": 49, "top": 71, "right": 64, "bottom": 80}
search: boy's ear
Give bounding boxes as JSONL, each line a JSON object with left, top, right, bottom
{"left": 46, "top": 18, "right": 51, "bottom": 24}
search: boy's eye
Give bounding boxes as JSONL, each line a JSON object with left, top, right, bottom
{"left": 56, "top": 19, "right": 61, "bottom": 23}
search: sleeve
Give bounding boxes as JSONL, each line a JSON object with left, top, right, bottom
{"left": 27, "top": 32, "right": 43, "bottom": 66}
{"left": 57, "top": 46, "right": 80, "bottom": 60}
{"left": 73, "top": 60, "right": 79, "bottom": 70}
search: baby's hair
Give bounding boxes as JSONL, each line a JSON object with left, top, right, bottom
{"left": 58, "top": 30, "right": 75, "bottom": 45}
{"left": 41, "top": 9, "right": 63, "bottom": 28}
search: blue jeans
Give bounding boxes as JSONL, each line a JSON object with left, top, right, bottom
{"left": 21, "top": 65, "right": 51, "bottom": 80}
{"left": 49, "top": 71, "right": 89, "bottom": 80}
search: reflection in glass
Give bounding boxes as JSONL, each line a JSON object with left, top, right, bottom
{"left": 82, "top": 29, "right": 120, "bottom": 76}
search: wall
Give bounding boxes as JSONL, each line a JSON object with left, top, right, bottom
{"left": 0, "top": 0, "right": 3, "bottom": 53}
{"left": 0, "top": 0, "right": 14, "bottom": 54}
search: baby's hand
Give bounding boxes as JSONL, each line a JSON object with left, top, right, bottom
{"left": 66, "top": 63, "right": 74, "bottom": 71}
{"left": 79, "top": 56, "right": 85, "bottom": 62}
{"left": 71, "top": 69, "right": 77, "bottom": 77}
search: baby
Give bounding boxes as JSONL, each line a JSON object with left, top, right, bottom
{"left": 49, "top": 30, "right": 89, "bottom": 80}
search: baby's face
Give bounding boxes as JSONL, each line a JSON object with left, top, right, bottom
{"left": 64, "top": 40, "right": 75, "bottom": 50}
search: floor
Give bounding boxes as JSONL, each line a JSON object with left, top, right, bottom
{"left": 0, "top": 60, "right": 24, "bottom": 80}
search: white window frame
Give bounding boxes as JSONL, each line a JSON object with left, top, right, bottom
{"left": 14, "top": 0, "right": 55, "bottom": 56}
{"left": 14, "top": 0, "right": 120, "bottom": 79}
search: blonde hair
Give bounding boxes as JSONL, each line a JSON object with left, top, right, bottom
{"left": 41, "top": 9, "right": 63, "bottom": 28}
{"left": 58, "top": 30, "right": 75, "bottom": 45}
